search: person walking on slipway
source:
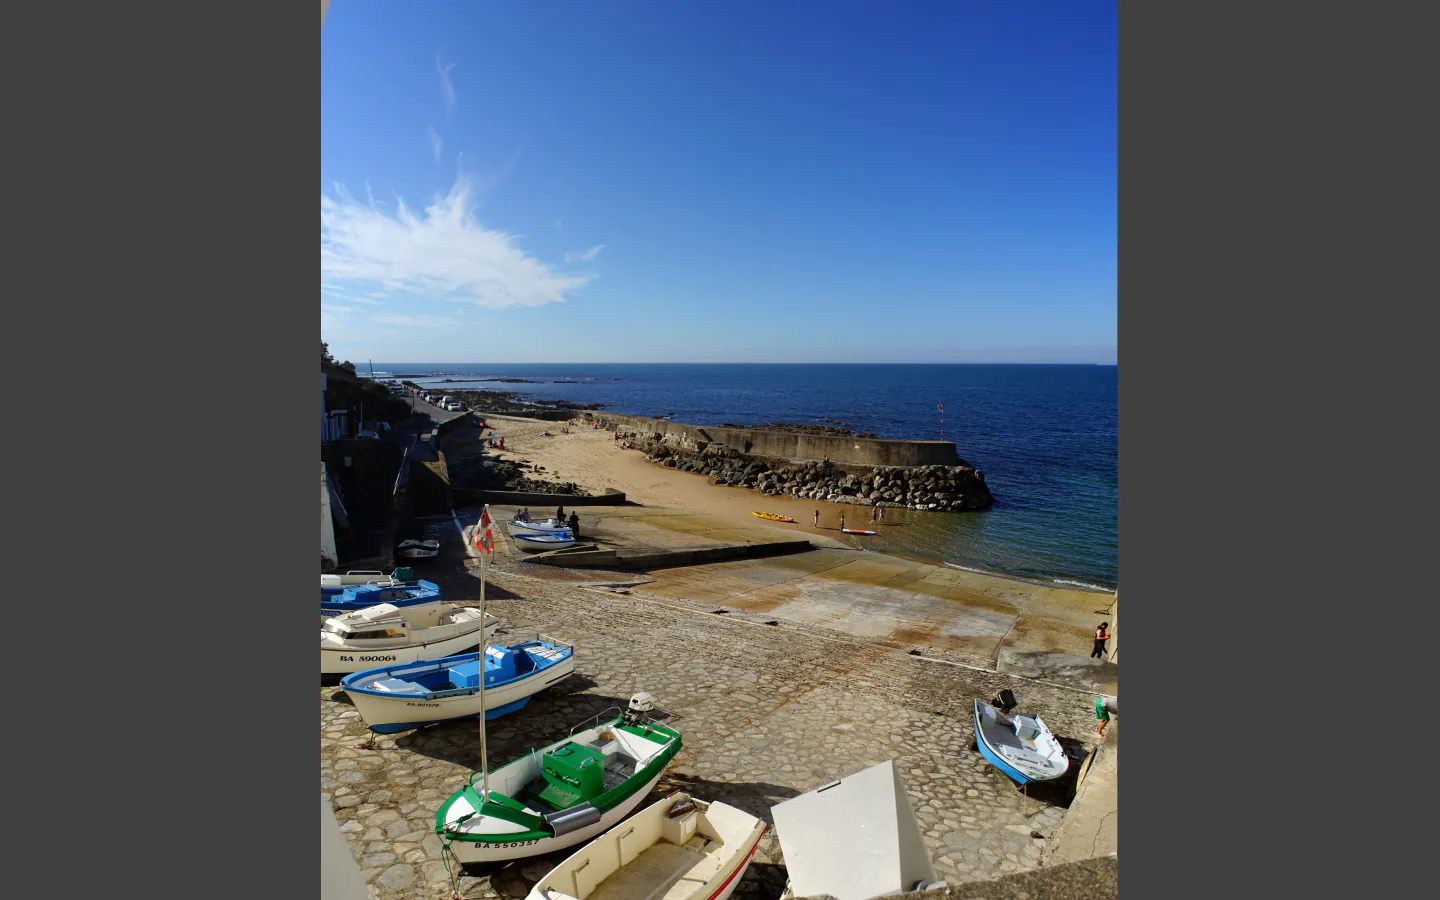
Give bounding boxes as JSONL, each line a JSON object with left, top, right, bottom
{"left": 1091, "top": 621, "right": 1111, "bottom": 659}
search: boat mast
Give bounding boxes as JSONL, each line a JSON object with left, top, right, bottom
{"left": 477, "top": 505, "right": 491, "bottom": 798}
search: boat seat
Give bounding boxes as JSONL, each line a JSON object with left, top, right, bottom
{"left": 371, "top": 678, "right": 420, "bottom": 693}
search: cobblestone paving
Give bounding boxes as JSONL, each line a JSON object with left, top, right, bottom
{"left": 322, "top": 563, "right": 1101, "bottom": 899}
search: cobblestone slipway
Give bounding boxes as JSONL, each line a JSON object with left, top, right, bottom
{"left": 322, "top": 562, "right": 1104, "bottom": 899}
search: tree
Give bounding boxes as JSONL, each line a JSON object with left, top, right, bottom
{"left": 322, "top": 341, "right": 357, "bottom": 376}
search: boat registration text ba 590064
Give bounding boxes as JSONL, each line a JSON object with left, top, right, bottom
{"left": 338, "top": 655, "right": 399, "bottom": 663}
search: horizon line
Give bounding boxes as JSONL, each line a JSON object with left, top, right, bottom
{"left": 357, "top": 361, "right": 1119, "bottom": 367}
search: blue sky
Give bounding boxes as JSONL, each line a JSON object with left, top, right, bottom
{"left": 321, "top": 1, "right": 1116, "bottom": 364}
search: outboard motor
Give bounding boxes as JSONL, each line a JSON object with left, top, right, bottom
{"left": 992, "top": 689, "right": 1018, "bottom": 713}
{"left": 623, "top": 691, "right": 656, "bottom": 726}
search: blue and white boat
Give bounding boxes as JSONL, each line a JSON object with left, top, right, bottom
{"left": 505, "top": 517, "right": 570, "bottom": 536}
{"left": 512, "top": 531, "right": 578, "bottom": 552}
{"left": 340, "top": 636, "right": 576, "bottom": 733}
{"left": 321, "top": 579, "right": 442, "bottom": 622}
{"left": 320, "top": 567, "right": 416, "bottom": 600}
{"left": 972, "top": 699, "right": 1069, "bottom": 785}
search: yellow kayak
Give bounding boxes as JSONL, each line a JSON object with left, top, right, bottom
{"left": 753, "top": 511, "right": 795, "bottom": 523}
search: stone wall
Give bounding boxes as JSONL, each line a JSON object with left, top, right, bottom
{"left": 589, "top": 412, "right": 961, "bottom": 468}
{"left": 621, "top": 437, "right": 994, "bottom": 513}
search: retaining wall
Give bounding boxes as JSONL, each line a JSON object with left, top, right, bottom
{"left": 589, "top": 412, "right": 960, "bottom": 468}
{"left": 525, "top": 539, "right": 813, "bottom": 570}
{"left": 453, "top": 488, "right": 627, "bottom": 507}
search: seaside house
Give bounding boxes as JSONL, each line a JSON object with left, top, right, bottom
{"left": 321, "top": 361, "right": 363, "bottom": 441}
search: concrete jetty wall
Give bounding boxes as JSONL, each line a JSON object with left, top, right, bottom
{"left": 588, "top": 412, "right": 960, "bottom": 468}
{"left": 453, "top": 488, "right": 627, "bottom": 507}
{"left": 525, "top": 539, "right": 814, "bottom": 570}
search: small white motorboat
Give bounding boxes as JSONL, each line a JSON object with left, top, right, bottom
{"left": 506, "top": 518, "right": 571, "bottom": 536}
{"left": 972, "top": 697, "right": 1070, "bottom": 784}
{"left": 397, "top": 539, "right": 440, "bottom": 559}
{"left": 513, "top": 531, "right": 579, "bottom": 553}
{"left": 320, "top": 601, "right": 501, "bottom": 675}
{"left": 526, "top": 792, "right": 765, "bottom": 900}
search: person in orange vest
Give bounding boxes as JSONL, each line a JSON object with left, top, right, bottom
{"left": 1091, "top": 622, "right": 1111, "bottom": 659}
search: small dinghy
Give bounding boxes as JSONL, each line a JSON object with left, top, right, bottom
{"left": 525, "top": 792, "right": 765, "bottom": 900}
{"left": 507, "top": 518, "right": 571, "bottom": 535}
{"left": 341, "top": 636, "right": 576, "bottom": 733}
{"left": 396, "top": 539, "right": 440, "bottom": 559}
{"left": 752, "top": 511, "right": 795, "bottom": 523}
{"left": 321, "top": 567, "right": 415, "bottom": 600}
{"left": 320, "top": 601, "right": 501, "bottom": 675}
{"left": 514, "top": 531, "right": 579, "bottom": 553}
{"left": 972, "top": 695, "right": 1069, "bottom": 784}
{"left": 321, "top": 579, "right": 442, "bottom": 623}
{"left": 841, "top": 528, "right": 877, "bottom": 535}
{"left": 436, "top": 692, "right": 682, "bottom": 863}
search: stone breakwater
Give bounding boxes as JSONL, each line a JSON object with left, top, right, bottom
{"left": 621, "top": 435, "right": 994, "bottom": 512}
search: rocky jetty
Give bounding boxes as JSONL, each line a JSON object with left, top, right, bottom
{"left": 618, "top": 436, "right": 993, "bottom": 512}
{"left": 447, "top": 389, "right": 603, "bottom": 421}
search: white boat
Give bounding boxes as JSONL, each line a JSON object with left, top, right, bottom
{"left": 397, "top": 539, "right": 440, "bottom": 559}
{"left": 320, "top": 601, "right": 501, "bottom": 675}
{"left": 506, "top": 518, "right": 571, "bottom": 535}
{"left": 339, "top": 636, "right": 577, "bottom": 733}
{"left": 972, "top": 698, "right": 1070, "bottom": 784}
{"left": 525, "top": 792, "right": 765, "bottom": 900}
{"left": 771, "top": 760, "right": 945, "bottom": 900}
{"left": 320, "top": 568, "right": 414, "bottom": 599}
{"left": 513, "top": 531, "right": 579, "bottom": 553}
{"left": 435, "top": 693, "right": 682, "bottom": 863}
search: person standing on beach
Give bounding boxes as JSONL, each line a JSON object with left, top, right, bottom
{"left": 567, "top": 512, "right": 580, "bottom": 539}
{"left": 838, "top": 513, "right": 846, "bottom": 531}
{"left": 1091, "top": 622, "right": 1111, "bottom": 658}
{"left": 556, "top": 504, "right": 565, "bottom": 522}
{"left": 812, "top": 510, "right": 820, "bottom": 527}
{"left": 870, "top": 506, "right": 879, "bottom": 525}
{"left": 1094, "top": 696, "right": 1118, "bottom": 738}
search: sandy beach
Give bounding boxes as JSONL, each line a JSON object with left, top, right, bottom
{"left": 474, "top": 414, "right": 1117, "bottom": 674}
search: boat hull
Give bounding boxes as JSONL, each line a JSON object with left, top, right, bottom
{"left": 447, "top": 767, "right": 670, "bottom": 864}
{"left": 513, "top": 533, "right": 578, "bottom": 553}
{"left": 342, "top": 653, "right": 576, "bottom": 733}
{"left": 524, "top": 795, "right": 765, "bottom": 900}
{"left": 320, "top": 623, "right": 499, "bottom": 675}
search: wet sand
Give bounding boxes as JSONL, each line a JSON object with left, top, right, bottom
{"left": 479, "top": 414, "right": 1117, "bottom": 683}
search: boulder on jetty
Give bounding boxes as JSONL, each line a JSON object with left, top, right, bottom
{"left": 611, "top": 431, "right": 993, "bottom": 512}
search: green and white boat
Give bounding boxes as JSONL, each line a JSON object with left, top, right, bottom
{"left": 435, "top": 692, "right": 682, "bottom": 863}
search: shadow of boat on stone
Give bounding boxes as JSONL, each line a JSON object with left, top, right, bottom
{"left": 654, "top": 771, "right": 801, "bottom": 823}
{"left": 394, "top": 692, "right": 637, "bottom": 768}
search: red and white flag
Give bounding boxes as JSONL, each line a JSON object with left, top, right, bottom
{"left": 474, "top": 506, "right": 495, "bottom": 556}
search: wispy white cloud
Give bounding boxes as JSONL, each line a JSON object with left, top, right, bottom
{"left": 564, "top": 244, "right": 606, "bottom": 264}
{"left": 321, "top": 175, "right": 593, "bottom": 309}
{"left": 426, "top": 125, "right": 444, "bottom": 162}
{"left": 322, "top": 304, "right": 355, "bottom": 314}
{"left": 554, "top": 217, "right": 565, "bottom": 229}
{"left": 321, "top": 288, "right": 381, "bottom": 305}
{"left": 372, "top": 313, "right": 458, "bottom": 328}
{"left": 437, "top": 54, "right": 456, "bottom": 115}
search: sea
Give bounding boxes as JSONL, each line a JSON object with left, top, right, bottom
{"left": 369, "top": 363, "right": 1117, "bottom": 594}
